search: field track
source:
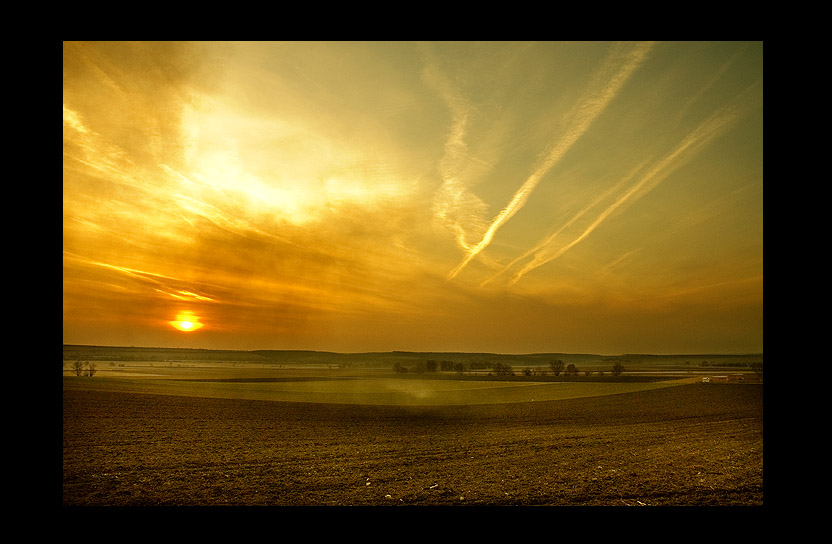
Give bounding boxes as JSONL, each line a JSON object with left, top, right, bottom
{"left": 62, "top": 382, "right": 763, "bottom": 506}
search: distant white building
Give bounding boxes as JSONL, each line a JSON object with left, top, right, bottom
{"left": 703, "top": 374, "right": 745, "bottom": 383}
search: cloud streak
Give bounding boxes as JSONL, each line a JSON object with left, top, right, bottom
{"left": 447, "top": 41, "right": 655, "bottom": 280}
{"left": 497, "top": 96, "right": 749, "bottom": 286}
{"left": 422, "top": 50, "right": 492, "bottom": 258}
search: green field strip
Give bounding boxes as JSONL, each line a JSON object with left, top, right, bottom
{"left": 63, "top": 376, "right": 692, "bottom": 406}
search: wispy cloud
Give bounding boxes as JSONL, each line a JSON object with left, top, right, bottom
{"left": 447, "top": 42, "right": 655, "bottom": 280}
{"left": 637, "top": 274, "right": 764, "bottom": 306}
{"left": 497, "top": 96, "right": 749, "bottom": 286}
{"left": 481, "top": 161, "right": 647, "bottom": 287}
{"left": 422, "top": 50, "right": 491, "bottom": 256}
{"left": 63, "top": 253, "right": 221, "bottom": 304}
{"left": 169, "top": 191, "right": 290, "bottom": 244}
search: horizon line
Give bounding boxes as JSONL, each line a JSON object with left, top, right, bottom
{"left": 62, "top": 343, "right": 763, "bottom": 358}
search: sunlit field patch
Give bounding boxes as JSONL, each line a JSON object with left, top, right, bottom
{"left": 62, "top": 372, "right": 690, "bottom": 405}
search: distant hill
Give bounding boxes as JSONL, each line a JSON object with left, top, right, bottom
{"left": 62, "top": 345, "right": 267, "bottom": 363}
{"left": 63, "top": 345, "right": 762, "bottom": 369}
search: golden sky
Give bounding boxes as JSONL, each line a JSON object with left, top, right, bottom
{"left": 62, "top": 41, "right": 763, "bottom": 354}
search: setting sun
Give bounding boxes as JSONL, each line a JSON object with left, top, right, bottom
{"left": 170, "top": 312, "right": 203, "bottom": 332}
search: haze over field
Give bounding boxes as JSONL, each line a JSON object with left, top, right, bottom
{"left": 63, "top": 41, "right": 763, "bottom": 355}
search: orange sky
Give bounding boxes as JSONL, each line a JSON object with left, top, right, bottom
{"left": 62, "top": 41, "right": 763, "bottom": 354}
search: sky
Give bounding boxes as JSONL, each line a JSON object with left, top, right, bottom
{"left": 62, "top": 41, "right": 763, "bottom": 355}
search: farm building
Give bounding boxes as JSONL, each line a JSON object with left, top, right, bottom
{"left": 704, "top": 374, "right": 745, "bottom": 383}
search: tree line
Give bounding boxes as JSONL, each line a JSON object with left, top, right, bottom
{"left": 393, "top": 359, "right": 625, "bottom": 377}
{"left": 70, "top": 361, "right": 97, "bottom": 377}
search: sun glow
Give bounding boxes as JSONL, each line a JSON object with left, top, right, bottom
{"left": 170, "top": 311, "right": 204, "bottom": 332}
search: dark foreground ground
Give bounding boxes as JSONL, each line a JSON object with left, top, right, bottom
{"left": 62, "top": 383, "right": 763, "bottom": 507}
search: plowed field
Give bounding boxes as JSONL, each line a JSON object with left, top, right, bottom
{"left": 62, "top": 382, "right": 763, "bottom": 506}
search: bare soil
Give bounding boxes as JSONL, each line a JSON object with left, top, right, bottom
{"left": 62, "top": 383, "right": 763, "bottom": 506}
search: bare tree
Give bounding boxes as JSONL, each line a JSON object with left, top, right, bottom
{"left": 549, "top": 359, "right": 564, "bottom": 376}
{"left": 611, "top": 361, "right": 624, "bottom": 376}
{"left": 73, "top": 360, "right": 85, "bottom": 376}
